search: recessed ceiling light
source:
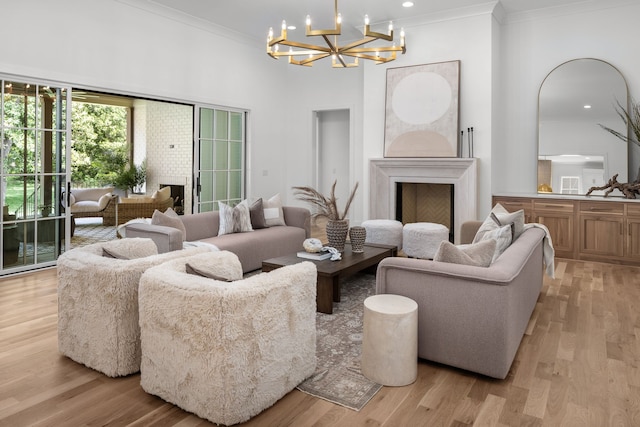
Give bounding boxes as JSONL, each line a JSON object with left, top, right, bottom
{"left": 583, "top": 104, "right": 592, "bottom": 109}
{"left": 287, "top": 25, "right": 296, "bottom": 30}
{"left": 403, "top": 1, "right": 414, "bottom": 7}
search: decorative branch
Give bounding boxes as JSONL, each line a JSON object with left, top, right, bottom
{"left": 586, "top": 173, "right": 640, "bottom": 199}
{"left": 293, "top": 180, "right": 359, "bottom": 220}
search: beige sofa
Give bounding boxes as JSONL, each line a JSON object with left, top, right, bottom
{"left": 375, "top": 223, "right": 546, "bottom": 379}
{"left": 124, "top": 206, "right": 310, "bottom": 273}
{"left": 65, "top": 187, "right": 116, "bottom": 224}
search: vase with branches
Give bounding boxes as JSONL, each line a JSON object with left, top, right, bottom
{"left": 293, "top": 180, "right": 359, "bottom": 252}
{"left": 593, "top": 98, "right": 640, "bottom": 198}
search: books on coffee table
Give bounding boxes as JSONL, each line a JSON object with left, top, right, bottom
{"left": 297, "top": 251, "right": 332, "bottom": 261}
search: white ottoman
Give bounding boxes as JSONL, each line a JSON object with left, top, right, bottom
{"left": 362, "top": 219, "right": 403, "bottom": 250}
{"left": 361, "top": 294, "right": 418, "bottom": 386}
{"left": 403, "top": 222, "right": 449, "bottom": 259}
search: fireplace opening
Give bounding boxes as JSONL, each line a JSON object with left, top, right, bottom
{"left": 160, "top": 184, "right": 185, "bottom": 215}
{"left": 395, "top": 183, "right": 454, "bottom": 243}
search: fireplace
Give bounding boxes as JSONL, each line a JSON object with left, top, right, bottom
{"left": 370, "top": 158, "right": 477, "bottom": 244}
{"left": 160, "top": 184, "right": 185, "bottom": 215}
{"left": 396, "top": 182, "right": 454, "bottom": 242}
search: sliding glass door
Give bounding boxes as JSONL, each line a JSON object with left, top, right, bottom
{"left": 194, "top": 106, "right": 246, "bottom": 212}
{"left": 1, "top": 77, "right": 71, "bottom": 275}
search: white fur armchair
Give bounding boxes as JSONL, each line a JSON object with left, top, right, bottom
{"left": 57, "top": 239, "right": 210, "bottom": 377}
{"left": 138, "top": 252, "right": 317, "bottom": 426}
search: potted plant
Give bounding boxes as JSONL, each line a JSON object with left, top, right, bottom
{"left": 293, "top": 180, "right": 358, "bottom": 252}
{"left": 595, "top": 98, "right": 640, "bottom": 198}
{"left": 114, "top": 161, "right": 146, "bottom": 197}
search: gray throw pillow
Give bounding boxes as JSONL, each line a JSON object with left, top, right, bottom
{"left": 433, "top": 239, "right": 497, "bottom": 267}
{"left": 249, "top": 198, "right": 267, "bottom": 229}
{"left": 151, "top": 207, "right": 187, "bottom": 241}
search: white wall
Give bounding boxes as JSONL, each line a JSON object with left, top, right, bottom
{"left": 361, "top": 8, "right": 496, "bottom": 218}
{"left": 498, "top": 1, "right": 640, "bottom": 196}
{"left": 3, "top": 0, "right": 637, "bottom": 222}
{"left": 0, "top": 0, "right": 294, "bottom": 209}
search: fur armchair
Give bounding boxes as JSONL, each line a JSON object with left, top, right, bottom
{"left": 138, "top": 252, "right": 317, "bottom": 425}
{"left": 57, "top": 239, "right": 210, "bottom": 377}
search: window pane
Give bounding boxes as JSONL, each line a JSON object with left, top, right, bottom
{"left": 200, "top": 202, "right": 214, "bottom": 212}
{"left": 3, "top": 82, "right": 37, "bottom": 128}
{"left": 200, "top": 171, "right": 213, "bottom": 201}
{"left": 229, "top": 112, "right": 242, "bottom": 141}
{"left": 215, "top": 141, "right": 228, "bottom": 170}
{"left": 214, "top": 171, "right": 227, "bottom": 201}
{"left": 200, "top": 140, "right": 213, "bottom": 170}
{"left": 40, "top": 87, "right": 66, "bottom": 130}
{"left": 200, "top": 108, "right": 214, "bottom": 139}
{"left": 4, "top": 176, "right": 35, "bottom": 218}
{"left": 214, "top": 110, "right": 228, "bottom": 140}
{"left": 7, "top": 130, "right": 36, "bottom": 174}
{"left": 229, "top": 171, "right": 241, "bottom": 199}
{"left": 229, "top": 141, "right": 242, "bottom": 170}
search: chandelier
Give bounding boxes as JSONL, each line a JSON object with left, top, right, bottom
{"left": 266, "top": 0, "right": 406, "bottom": 68}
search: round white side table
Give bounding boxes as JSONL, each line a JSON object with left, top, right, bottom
{"left": 361, "top": 294, "right": 418, "bottom": 386}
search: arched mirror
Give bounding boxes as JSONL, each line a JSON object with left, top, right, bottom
{"left": 538, "top": 58, "right": 632, "bottom": 195}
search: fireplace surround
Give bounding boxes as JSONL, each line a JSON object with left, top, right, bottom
{"left": 369, "top": 158, "right": 477, "bottom": 244}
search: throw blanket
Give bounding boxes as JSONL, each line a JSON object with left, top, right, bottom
{"left": 523, "top": 223, "right": 555, "bottom": 279}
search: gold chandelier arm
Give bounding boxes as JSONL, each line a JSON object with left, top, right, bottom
{"left": 273, "top": 39, "right": 332, "bottom": 53}
{"left": 363, "top": 25, "right": 394, "bottom": 42}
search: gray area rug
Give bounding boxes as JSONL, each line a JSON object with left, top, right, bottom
{"left": 70, "top": 218, "right": 116, "bottom": 249}
{"left": 297, "top": 272, "right": 382, "bottom": 411}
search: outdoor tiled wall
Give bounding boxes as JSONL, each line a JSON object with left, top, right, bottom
{"left": 135, "top": 100, "right": 193, "bottom": 214}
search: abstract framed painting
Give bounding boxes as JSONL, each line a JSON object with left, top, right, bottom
{"left": 384, "top": 60, "right": 460, "bottom": 157}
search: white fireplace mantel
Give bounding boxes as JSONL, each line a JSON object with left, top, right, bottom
{"left": 369, "top": 158, "right": 477, "bottom": 244}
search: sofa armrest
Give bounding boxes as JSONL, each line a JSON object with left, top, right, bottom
{"left": 124, "top": 223, "right": 183, "bottom": 253}
{"left": 460, "top": 220, "right": 483, "bottom": 244}
{"left": 282, "top": 206, "right": 311, "bottom": 238}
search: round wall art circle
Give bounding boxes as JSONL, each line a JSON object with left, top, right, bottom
{"left": 392, "top": 72, "right": 452, "bottom": 125}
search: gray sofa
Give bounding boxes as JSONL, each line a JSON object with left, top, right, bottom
{"left": 124, "top": 206, "right": 310, "bottom": 273}
{"left": 375, "top": 222, "right": 546, "bottom": 379}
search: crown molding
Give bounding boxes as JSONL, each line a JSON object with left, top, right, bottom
{"left": 115, "top": 0, "right": 261, "bottom": 47}
{"left": 503, "top": 0, "right": 639, "bottom": 25}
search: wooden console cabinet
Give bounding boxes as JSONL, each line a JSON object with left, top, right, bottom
{"left": 493, "top": 195, "right": 640, "bottom": 266}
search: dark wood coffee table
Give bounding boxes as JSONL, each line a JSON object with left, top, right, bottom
{"left": 262, "top": 243, "right": 397, "bottom": 314}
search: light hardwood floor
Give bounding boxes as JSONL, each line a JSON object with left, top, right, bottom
{"left": 2, "top": 255, "right": 640, "bottom": 426}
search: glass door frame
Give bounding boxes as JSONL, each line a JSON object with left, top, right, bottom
{"left": 193, "top": 104, "right": 247, "bottom": 213}
{"left": 0, "top": 74, "right": 72, "bottom": 275}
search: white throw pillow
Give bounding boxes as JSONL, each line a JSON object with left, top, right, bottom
{"left": 263, "top": 193, "right": 286, "bottom": 227}
{"left": 151, "top": 186, "right": 172, "bottom": 202}
{"left": 102, "top": 237, "right": 157, "bottom": 259}
{"left": 491, "top": 203, "right": 525, "bottom": 240}
{"left": 218, "top": 200, "right": 253, "bottom": 236}
{"left": 474, "top": 223, "right": 512, "bottom": 262}
{"left": 97, "top": 193, "right": 113, "bottom": 209}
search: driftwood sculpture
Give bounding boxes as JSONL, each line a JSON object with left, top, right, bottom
{"left": 586, "top": 173, "right": 640, "bottom": 199}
